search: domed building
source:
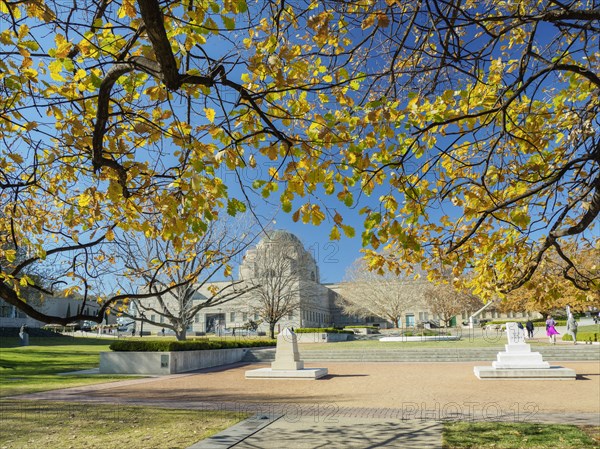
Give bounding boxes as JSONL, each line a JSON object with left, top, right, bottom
{"left": 138, "top": 229, "right": 357, "bottom": 336}
{"left": 134, "top": 230, "right": 541, "bottom": 337}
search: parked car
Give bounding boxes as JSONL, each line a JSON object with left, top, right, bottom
{"left": 80, "top": 321, "right": 95, "bottom": 332}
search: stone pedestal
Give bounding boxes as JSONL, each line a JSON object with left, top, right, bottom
{"left": 474, "top": 322, "right": 576, "bottom": 380}
{"left": 270, "top": 329, "right": 304, "bottom": 370}
{"left": 492, "top": 344, "right": 550, "bottom": 369}
{"left": 246, "top": 328, "right": 328, "bottom": 380}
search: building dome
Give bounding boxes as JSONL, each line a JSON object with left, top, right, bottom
{"left": 260, "top": 230, "right": 303, "bottom": 247}
{"left": 239, "top": 230, "right": 320, "bottom": 282}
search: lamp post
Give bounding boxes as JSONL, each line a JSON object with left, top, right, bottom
{"left": 139, "top": 312, "right": 145, "bottom": 337}
{"left": 217, "top": 308, "right": 222, "bottom": 337}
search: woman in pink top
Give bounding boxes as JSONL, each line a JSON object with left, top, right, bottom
{"left": 545, "top": 315, "right": 559, "bottom": 344}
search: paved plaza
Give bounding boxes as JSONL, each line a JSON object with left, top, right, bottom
{"left": 14, "top": 359, "right": 600, "bottom": 447}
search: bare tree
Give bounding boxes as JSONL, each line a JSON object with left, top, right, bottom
{"left": 423, "top": 281, "right": 483, "bottom": 328}
{"left": 243, "top": 233, "right": 303, "bottom": 339}
{"left": 119, "top": 219, "right": 258, "bottom": 340}
{"left": 339, "top": 259, "right": 426, "bottom": 328}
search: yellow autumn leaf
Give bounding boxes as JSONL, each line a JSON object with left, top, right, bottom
{"left": 204, "top": 107, "right": 216, "bottom": 123}
{"left": 78, "top": 194, "right": 92, "bottom": 207}
{"left": 48, "top": 59, "right": 65, "bottom": 81}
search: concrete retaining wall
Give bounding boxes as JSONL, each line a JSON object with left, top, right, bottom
{"left": 295, "top": 332, "right": 353, "bottom": 344}
{"left": 99, "top": 348, "right": 247, "bottom": 375}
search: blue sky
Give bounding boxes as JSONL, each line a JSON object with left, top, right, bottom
{"left": 217, "top": 162, "right": 367, "bottom": 284}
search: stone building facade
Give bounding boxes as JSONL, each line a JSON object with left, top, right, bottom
{"left": 138, "top": 230, "right": 538, "bottom": 336}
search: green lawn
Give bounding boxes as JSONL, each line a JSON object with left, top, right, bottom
{"left": 576, "top": 325, "right": 600, "bottom": 333}
{"left": 0, "top": 337, "right": 134, "bottom": 397}
{"left": 0, "top": 400, "right": 248, "bottom": 449}
{"left": 443, "top": 422, "right": 599, "bottom": 448}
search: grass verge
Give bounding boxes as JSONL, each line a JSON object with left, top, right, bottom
{"left": 443, "top": 422, "right": 599, "bottom": 448}
{"left": 0, "top": 337, "right": 135, "bottom": 397}
{"left": 0, "top": 400, "right": 248, "bottom": 449}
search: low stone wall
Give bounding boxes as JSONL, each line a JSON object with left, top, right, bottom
{"left": 295, "top": 332, "right": 353, "bottom": 344}
{"left": 380, "top": 335, "right": 461, "bottom": 342}
{"left": 345, "top": 327, "right": 377, "bottom": 335}
{"left": 99, "top": 348, "right": 248, "bottom": 375}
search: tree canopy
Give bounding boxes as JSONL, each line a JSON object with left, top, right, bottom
{"left": 500, "top": 243, "right": 600, "bottom": 316}
{"left": 1, "top": 0, "right": 599, "bottom": 323}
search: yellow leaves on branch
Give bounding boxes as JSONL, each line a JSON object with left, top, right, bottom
{"left": 117, "top": 0, "right": 137, "bottom": 19}
{"left": 204, "top": 107, "right": 216, "bottom": 123}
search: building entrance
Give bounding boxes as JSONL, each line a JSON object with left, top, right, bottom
{"left": 205, "top": 313, "right": 225, "bottom": 334}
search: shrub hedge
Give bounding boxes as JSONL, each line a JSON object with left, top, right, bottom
{"left": 109, "top": 339, "right": 276, "bottom": 352}
{"left": 562, "top": 332, "right": 599, "bottom": 342}
{"left": 294, "top": 328, "right": 355, "bottom": 334}
{"left": 343, "top": 325, "right": 379, "bottom": 329}
{"left": 487, "top": 319, "right": 567, "bottom": 327}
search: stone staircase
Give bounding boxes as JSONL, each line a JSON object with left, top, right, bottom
{"left": 242, "top": 345, "right": 600, "bottom": 363}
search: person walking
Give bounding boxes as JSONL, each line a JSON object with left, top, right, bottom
{"left": 525, "top": 320, "right": 534, "bottom": 339}
{"left": 566, "top": 315, "right": 578, "bottom": 344}
{"left": 545, "top": 315, "right": 559, "bottom": 344}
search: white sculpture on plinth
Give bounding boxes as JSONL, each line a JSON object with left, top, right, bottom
{"left": 492, "top": 322, "right": 549, "bottom": 369}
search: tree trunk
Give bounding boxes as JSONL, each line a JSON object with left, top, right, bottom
{"left": 175, "top": 329, "right": 187, "bottom": 341}
{"left": 269, "top": 322, "right": 276, "bottom": 339}
{"left": 393, "top": 318, "right": 400, "bottom": 329}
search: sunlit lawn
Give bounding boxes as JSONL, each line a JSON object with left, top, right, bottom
{"left": 0, "top": 400, "right": 247, "bottom": 449}
{"left": 0, "top": 337, "right": 134, "bottom": 397}
{"left": 443, "top": 422, "right": 599, "bottom": 449}
{"left": 576, "top": 325, "right": 600, "bottom": 333}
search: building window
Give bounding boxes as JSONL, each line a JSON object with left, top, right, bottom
{"left": 230, "top": 312, "right": 236, "bottom": 322}
{"left": 160, "top": 315, "right": 164, "bottom": 323}
{"left": 150, "top": 314, "right": 156, "bottom": 322}
{"left": 243, "top": 312, "right": 248, "bottom": 322}
{"left": 195, "top": 314, "right": 200, "bottom": 323}
{"left": 288, "top": 312, "right": 293, "bottom": 320}
{"left": 254, "top": 313, "right": 259, "bottom": 320}
{"left": 0, "top": 306, "right": 12, "bottom": 318}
